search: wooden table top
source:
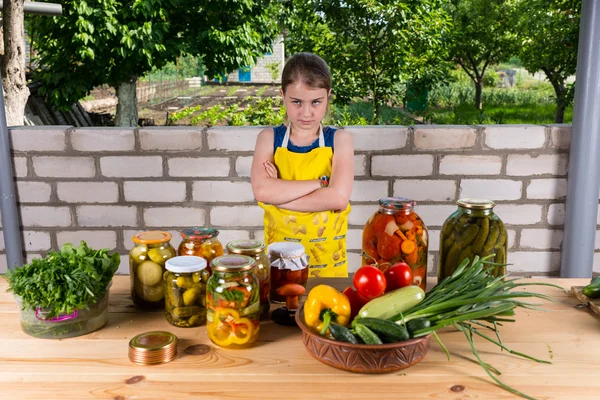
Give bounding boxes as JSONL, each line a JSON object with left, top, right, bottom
{"left": 1, "top": 276, "right": 599, "bottom": 399}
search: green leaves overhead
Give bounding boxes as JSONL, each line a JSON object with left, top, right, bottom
{"left": 32, "top": 0, "right": 279, "bottom": 110}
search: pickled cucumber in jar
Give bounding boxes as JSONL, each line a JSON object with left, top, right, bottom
{"left": 164, "top": 256, "right": 208, "bottom": 328}
{"left": 130, "top": 231, "right": 176, "bottom": 309}
{"left": 439, "top": 199, "right": 507, "bottom": 280}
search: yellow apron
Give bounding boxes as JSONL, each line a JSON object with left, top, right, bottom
{"left": 259, "top": 125, "right": 351, "bottom": 278}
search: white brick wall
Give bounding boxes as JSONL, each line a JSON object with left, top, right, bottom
{"left": 414, "top": 127, "right": 476, "bottom": 150}
{"left": 1, "top": 124, "right": 590, "bottom": 277}
{"left": 101, "top": 156, "right": 163, "bottom": 178}
{"left": 484, "top": 125, "right": 546, "bottom": 149}
{"left": 439, "top": 155, "right": 502, "bottom": 175}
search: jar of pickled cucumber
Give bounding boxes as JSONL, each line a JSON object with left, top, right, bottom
{"left": 130, "top": 231, "right": 177, "bottom": 309}
{"left": 439, "top": 198, "right": 507, "bottom": 280}
{"left": 226, "top": 240, "right": 271, "bottom": 319}
{"left": 164, "top": 256, "right": 209, "bottom": 328}
{"left": 178, "top": 228, "right": 224, "bottom": 274}
{"left": 206, "top": 255, "right": 260, "bottom": 348}
{"left": 362, "top": 197, "right": 428, "bottom": 290}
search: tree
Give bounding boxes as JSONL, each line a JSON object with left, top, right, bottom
{"left": 284, "top": 0, "right": 452, "bottom": 124}
{"left": 447, "top": 0, "right": 518, "bottom": 111}
{"left": 2, "top": 0, "right": 29, "bottom": 126}
{"left": 32, "top": 0, "right": 279, "bottom": 126}
{"left": 517, "top": 0, "right": 580, "bottom": 123}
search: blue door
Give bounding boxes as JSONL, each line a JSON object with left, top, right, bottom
{"left": 238, "top": 67, "right": 251, "bottom": 82}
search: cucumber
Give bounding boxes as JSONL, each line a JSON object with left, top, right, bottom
{"left": 582, "top": 281, "right": 600, "bottom": 298}
{"left": 329, "top": 323, "right": 359, "bottom": 344}
{"left": 457, "top": 224, "right": 480, "bottom": 247}
{"left": 353, "top": 317, "right": 409, "bottom": 342}
{"left": 472, "top": 218, "right": 489, "bottom": 253}
{"left": 357, "top": 285, "right": 425, "bottom": 320}
{"left": 354, "top": 323, "right": 383, "bottom": 345}
{"left": 405, "top": 318, "right": 431, "bottom": 335}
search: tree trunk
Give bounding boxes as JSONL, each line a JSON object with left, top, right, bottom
{"left": 551, "top": 81, "right": 567, "bottom": 124}
{"left": 475, "top": 78, "right": 483, "bottom": 111}
{"left": 115, "top": 77, "right": 138, "bottom": 127}
{"left": 2, "top": 0, "right": 29, "bottom": 126}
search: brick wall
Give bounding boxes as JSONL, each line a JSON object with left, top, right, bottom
{"left": 2, "top": 124, "right": 599, "bottom": 277}
{"left": 226, "top": 36, "right": 285, "bottom": 83}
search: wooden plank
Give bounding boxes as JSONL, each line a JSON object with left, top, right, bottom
{"left": 0, "top": 277, "right": 598, "bottom": 399}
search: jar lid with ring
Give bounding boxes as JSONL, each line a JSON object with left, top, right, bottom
{"left": 210, "top": 254, "right": 256, "bottom": 272}
{"left": 133, "top": 230, "right": 172, "bottom": 244}
{"left": 227, "top": 240, "right": 266, "bottom": 255}
{"left": 180, "top": 227, "right": 219, "bottom": 241}
{"left": 166, "top": 256, "right": 207, "bottom": 273}
{"left": 457, "top": 198, "right": 496, "bottom": 210}
{"left": 378, "top": 197, "right": 417, "bottom": 214}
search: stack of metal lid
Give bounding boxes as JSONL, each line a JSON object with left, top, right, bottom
{"left": 128, "top": 331, "right": 178, "bottom": 365}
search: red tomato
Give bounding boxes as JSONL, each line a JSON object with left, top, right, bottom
{"left": 343, "top": 286, "right": 369, "bottom": 320}
{"left": 384, "top": 262, "right": 413, "bottom": 292}
{"left": 353, "top": 265, "right": 386, "bottom": 300}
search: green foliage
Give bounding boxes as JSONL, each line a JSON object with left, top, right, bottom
{"left": 32, "top": 0, "right": 279, "bottom": 111}
{"left": 516, "top": 0, "right": 580, "bottom": 122}
{"left": 5, "top": 241, "right": 120, "bottom": 318}
{"left": 284, "top": 0, "right": 452, "bottom": 124}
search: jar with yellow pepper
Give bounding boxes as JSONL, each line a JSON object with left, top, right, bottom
{"left": 226, "top": 240, "right": 271, "bottom": 319}
{"left": 206, "top": 255, "right": 260, "bottom": 348}
{"left": 177, "top": 228, "right": 224, "bottom": 274}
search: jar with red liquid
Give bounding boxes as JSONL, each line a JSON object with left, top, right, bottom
{"left": 267, "top": 242, "right": 309, "bottom": 304}
{"left": 362, "top": 197, "right": 428, "bottom": 290}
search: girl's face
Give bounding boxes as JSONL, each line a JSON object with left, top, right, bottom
{"left": 281, "top": 81, "right": 330, "bottom": 134}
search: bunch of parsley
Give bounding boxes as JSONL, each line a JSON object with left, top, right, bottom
{"left": 6, "top": 241, "right": 120, "bottom": 318}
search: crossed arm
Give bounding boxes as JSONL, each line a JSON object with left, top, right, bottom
{"left": 250, "top": 128, "right": 354, "bottom": 212}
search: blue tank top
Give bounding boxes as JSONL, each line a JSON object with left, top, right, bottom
{"left": 273, "top": 124, "right": 336, "bottom": 153}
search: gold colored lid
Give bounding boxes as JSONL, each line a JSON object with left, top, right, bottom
{"left": 226, "top": 240, "right": 265, "bottom": 255}
{"left": 132, "top": 231, "right": 172, "bottom": 244}
{"left": 457, "top": 198, "right": 495, "bottom": 210}
{"left": 128, "top": 331, "right": 178, "bottom": 365}
{"left": 210, "top": 255, "right": 255, "bottom": 272}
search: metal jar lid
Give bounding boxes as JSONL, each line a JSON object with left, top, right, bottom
{"left": 210, "top": 254, "right": 255, "bottom": 272}
{"left": 132, "top": 231, "right": 172, "bottom": 244}
{"left": 226, "top": 240, "right": 266, "bottom": 255}
{"left": 180, "top": 227, "right": 219, "bottom": 241}
{"left": 128, "top": 331, "right": 178, "bottom": 365}
{"left": 457, "top": 198, "right": 496, "bottom": 210}
{"left": 379, "top": 197, "right": 416, "bottom": 214}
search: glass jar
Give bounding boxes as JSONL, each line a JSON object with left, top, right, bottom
{"left": 268, "top": 242, "right": 309, "bottom": 304}
{"left": 206, "top": 255, "right": 260, "bottom": 348}
{"left": 164, "top": 256, "right": 209, "bottom": 328}
{"left": 177, "top": 228, "right": 224, "bottom": 274}
{"left": 362, "top": 197, "right": 428, "bottom": 290}
{"left": 130, "top": 231, "right": 176, "bottom": 309}
{"left": 226, "top": 240, "right": 271, "bottom": 319}
{"left": 439, "top": 198, "right": 507, "bottom": 280}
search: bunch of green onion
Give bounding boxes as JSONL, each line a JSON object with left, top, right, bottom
{"left": 391, "top": 255, "right": 565, "bottom": 400}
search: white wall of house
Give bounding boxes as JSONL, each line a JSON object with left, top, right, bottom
{"left": 225, "top": 36, "right": 285, "bottom": 84}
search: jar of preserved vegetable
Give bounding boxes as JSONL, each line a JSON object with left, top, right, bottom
{"left": 362, "top": 197, "right": 428, "bottom": 290}
{"left": 164, "top": 256, "right": 209, "bottom": 328}
{"left": 268, "top": 242, "right": 309, "bottom": 304}
{"left": 439, "top": 198, "right": 507, "bottom": 281}
{"left": 226, "top": 240, "right": 271, "bottom": 319}
{"left": 206, "top": 255, "right": 260, "bottom": 348}
{"left": 178, "top": 228, "right": 224, "bottom": 274}
{"left": 130, "top": 231, "right": 177, "bottom": 309}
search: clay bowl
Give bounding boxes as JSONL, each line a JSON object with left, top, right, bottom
{"left": 295, "top": 304, "right": 431, "bottom": 374}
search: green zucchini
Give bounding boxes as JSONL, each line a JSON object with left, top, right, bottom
{"left": 354, "top": 323, "right": 383, "bottom": 345}
{"left": 405, "top": 318, "right": 431, "bottom": 335}
{"left": 357, "top": 285, "right": 425, "bottom": 320}
{"left": 582, "top": 277, "right": 600, "bottom": 298}
{"left": 353, "top": 317, "right": 409, "bottom": 342}
{"left": 329, "top": 323, "right": 359, "bottom": 344}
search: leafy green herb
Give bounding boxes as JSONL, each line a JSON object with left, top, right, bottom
{"left": 5, "top": 241, "right": 120, "bottom": 318}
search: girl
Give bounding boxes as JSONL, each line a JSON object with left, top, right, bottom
{"left": 251, "top": 52, "right": 354, "bottom": 278}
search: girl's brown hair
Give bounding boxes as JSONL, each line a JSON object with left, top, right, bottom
{"left": 281, "top": 52, "right": 332, "bottom": 94}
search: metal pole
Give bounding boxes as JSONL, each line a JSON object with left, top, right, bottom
{"left": 0, "top": 2, "right": 62, "bottom": 16}
{"left": 0, "top": 68, "right": 24, "bottom": 270}
{"left": 561, "top": 0, "right": 600, "bottom": 278}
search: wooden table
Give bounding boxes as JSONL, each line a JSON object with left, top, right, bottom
{"left": 1, "top": 276, "right": 599, "bottom": 399}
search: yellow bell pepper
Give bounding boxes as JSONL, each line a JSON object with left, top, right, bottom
{"left": 304, "top": 285, "right": 351, "bottom": 335}
{"left": 207, "top": 308, "right": 257, "bottom": 347}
